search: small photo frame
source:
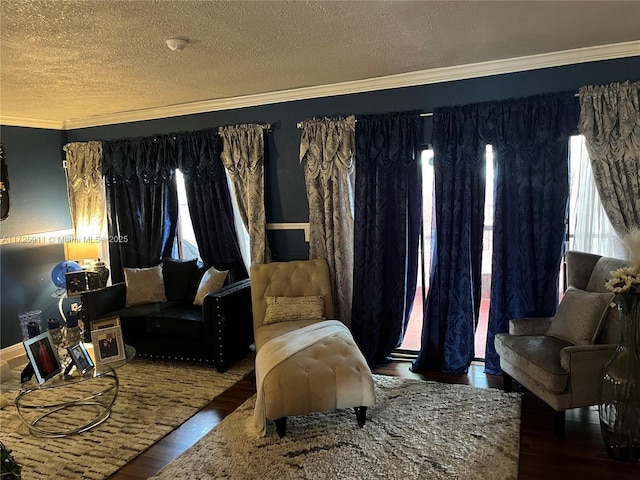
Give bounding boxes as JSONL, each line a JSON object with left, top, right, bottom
{"left": 23, "top": 331, "right": 62, "bottom": 384}
{"left": 66, "top": 341, "right": 95, "bottom": 374}
{"left": 91, "top": 325, "right": 125, "bottom": 364}
{"left": 90, "top": 316, "right": 121, "bottom": 332}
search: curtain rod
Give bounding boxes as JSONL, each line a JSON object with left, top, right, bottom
{"left": 419, "top": 93, "right": 580, "bottom": 117}
{"left": 298, "top": 93, "right": 581, "bottom": 125}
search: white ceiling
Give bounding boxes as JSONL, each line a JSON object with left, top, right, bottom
{"left": 1, "top": 0, "right": 639, "bottom": 130}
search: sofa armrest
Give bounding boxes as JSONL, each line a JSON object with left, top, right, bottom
{"left": 560, "top": 344, "right": 616, "bottom": 372}
{"left": 81, "top": 283, "right": 127, "bottom": 341}
{"left": 560, "top": 343, "right": 616, "bottom": 406}
{"left": 202, "top": 278, "right": 253, "bottom": 372}
{"left": 509, "top": 317, "right": 553, "bottom": 335}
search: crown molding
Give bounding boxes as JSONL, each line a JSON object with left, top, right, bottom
{"left": 0, "top": 115, "right": 65, "bottom": 130}
{"left": 2, "top": 41, "right": 639, "bottom": 131}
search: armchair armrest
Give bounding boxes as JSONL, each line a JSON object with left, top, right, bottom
{"left": 560, "top": 343, "right": 617, "bottom": 407}
{"left": 203, "top": 278, "right": 253, "bottom": 372}
{"left": 81, "top": 283, "right": 127, "bottom": 341}
{"left": 509, "top": 317, "right": 553, "bottom": 335}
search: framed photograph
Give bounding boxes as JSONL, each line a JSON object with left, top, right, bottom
{"left": 23, "top": 331, "right": 62, "bottom": 384}
{"left": 91, "top": 325, "right": 125, "bottom": 364}
{"left": 90, "top": 316, "right": 121, "bottom": 332}
{"left": 66, "top": 341, "right": 95, "bottom": 374}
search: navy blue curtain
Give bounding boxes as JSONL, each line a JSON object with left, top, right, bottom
{"left": 412, "top": 106, "right": 487, "bottom": 374}
{"left": 483, "top": 93, "right": 579, "bottom": 374}
{"left": 351, "top": 112, "right": 422, "bottom": 365}
{"left": 103, "top": 136, "right": 178, "bottom": 284}
{"left": 177, "top": 130, "right": 247, "bottom": 280}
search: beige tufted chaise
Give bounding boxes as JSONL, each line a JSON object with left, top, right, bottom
{"left": 250, "top": 258, "right": 376, "bottom": 437}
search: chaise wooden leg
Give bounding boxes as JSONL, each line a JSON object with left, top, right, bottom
{"left": 355, "top": 406, "right": 367, "bottom": 427}
{"left": 275, "top": 417, "right": 287, "bottom": 438}
{"left": 502, "top": 372, "right": 513, "bottom": 392}
{"left": 553, "top": 410, "right": 566, "bottom": 439}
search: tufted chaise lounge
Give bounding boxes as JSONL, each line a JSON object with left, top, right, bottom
{"left": 249, "top": 259, "right": 376, "bottom": 437}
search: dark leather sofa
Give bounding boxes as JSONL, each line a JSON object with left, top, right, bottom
{"left": 80, "top": 259, "right": 253, "bottom": 372}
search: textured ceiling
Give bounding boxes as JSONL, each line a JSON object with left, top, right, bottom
{"left": 1, "top": 0, "right": 639, "bottom": 128}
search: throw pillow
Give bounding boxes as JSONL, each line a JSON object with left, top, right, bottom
{"left": 263, "top": 295, "right": 325, "bottom": 325}
{"left": 161, "top": 257, "right": 198, "bottom": 302}
{"left": 124, "top": 265, "right": 167, "bottom": 307}
{"left": 193, "top": 267, "right": 229, "bottom": 306}
{"left": 546, "top": 286, "right": 614, "bottom": 345}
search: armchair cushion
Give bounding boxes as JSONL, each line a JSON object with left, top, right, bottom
{"left": 546, "top": 287, "right": 614, "bottom": 345}
{"left": 124, "top": 265, "right": 167, "bottom": 307}
{"left": 494, "top": 334, "right": 573, "bottom": 393}
{"left": 263, "top": 295, "right": 325, "bottom": 325}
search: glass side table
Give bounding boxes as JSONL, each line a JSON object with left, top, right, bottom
{"left": 1, "top": 344, "right": 135, "bottom": 437}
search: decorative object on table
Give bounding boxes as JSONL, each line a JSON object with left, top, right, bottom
{"left": 51, "top": 261, "right": 82, "bottom": 292}
{"left": 93, "top": 259, "right": 110, "bottom": 287}
{"left": 46, "top": 318, "right": 63, "bottom": 346}
{"left": 51, "top": 260, "right": 82, "bottom": 327}
{"left": 26, "top": 322, "right": 40, "bottom": 339}
{"left": 65, "top": 307, "right": 82, "bottom": 344}
{"left": 66, "top": 342, "right": 94, "bottom": 375}
{"left": 600, "top": 227, "right": 640, "bottom": 462}
{"left": 91, "top": 325, "right": 125, "bottom": 364}
{"left": 23, "top": 331, "right": 62, "bottom": 385}
{"left": 0, "top": 440, "right": 21, "bottom": 480}
{"left": 18, "top": 310, "right": 42, "bottom": 341}
{"left": 63, "top": 240, "right": 100, "bottom": 269}
{"left": 65, "top": 270, "right": 102, "bottom": 296}
{"left": 63, "top": 241, "right": 107, "bottom": 294}
{"left": 90, "top": 316, "right": 120, "bottom": 332}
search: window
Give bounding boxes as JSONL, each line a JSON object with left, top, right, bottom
{"left": 173, "top": 169, "right": 200, "bottom": 261}
{"left": 401, "top": 139, "right": 610, "bottom": 358}
{"left": 568, "top": 135, "right": 621, "bottom": 258}
{"left": 172, "top": 169, "right": 250, "bottom": 270}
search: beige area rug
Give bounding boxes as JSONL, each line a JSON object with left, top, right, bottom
{"left": 151, "top": 374, "right": 522, "bottom": 480}
{"left": 0, "top": 355, "right": 255, "bottom": 480}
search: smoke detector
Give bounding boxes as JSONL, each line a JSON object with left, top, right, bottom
{"left": 165, "top": 38, "right": 188, "bottom": 51}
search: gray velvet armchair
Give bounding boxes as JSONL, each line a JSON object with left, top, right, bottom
{"left": 494, "top": 250, "right": 628, "bottom": 437}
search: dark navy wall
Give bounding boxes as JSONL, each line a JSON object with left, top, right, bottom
{"left": 0, "top": 126, "right": 70, "bottom": 348}
{"left": 1, "top": 56, "right": 639, "bottom": 348}
{"left": 0, "top": 126, "right": 70, "bottom": 236}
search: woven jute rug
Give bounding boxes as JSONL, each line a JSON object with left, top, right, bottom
{"left": 0, "top": 355, "right": 255, "bottom": 480}
{"left": 151, "top": 374, "right": 522, "bottom": 480}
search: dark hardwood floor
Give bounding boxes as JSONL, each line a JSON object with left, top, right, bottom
{"left": 109, "top": 360, "right": 639, "bottom": 479}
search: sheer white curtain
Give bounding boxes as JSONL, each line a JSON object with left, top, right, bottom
{"left": 569, "top": 136, "right": 624, "bottom": 258}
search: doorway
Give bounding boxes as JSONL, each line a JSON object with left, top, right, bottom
{"left": 400, "top": 147, "right": 495, "bottom": 360}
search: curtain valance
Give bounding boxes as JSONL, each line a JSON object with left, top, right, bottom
{"left": 354, "top": 112, "right": 421, "bottom": 169}
{"left": 101, "top": 129, "right": 223, "bottom": 183}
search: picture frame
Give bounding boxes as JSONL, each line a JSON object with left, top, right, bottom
{"left": 66, "top": 341, "right": 95, "bottom": 374}
{"left": 90, "top": 316, "right": 121, "bottom": 332}
{"left": 91, "top": 325, "right": 125, "bottom": 364}
{"left": 23, "top": 331, "right": 62, "bottom": 384}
